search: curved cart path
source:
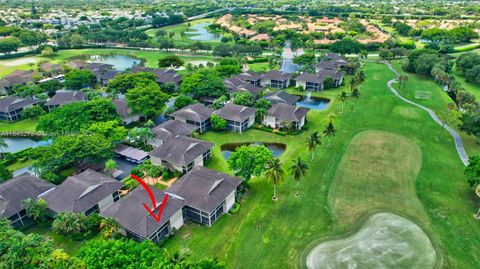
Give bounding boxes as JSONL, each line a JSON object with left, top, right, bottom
{"left": 384, "top": 61, "right": 469, "bottom": 166}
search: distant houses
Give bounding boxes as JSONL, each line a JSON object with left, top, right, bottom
{"left": 0, "top": 173, "right": 55, "bottom": 228}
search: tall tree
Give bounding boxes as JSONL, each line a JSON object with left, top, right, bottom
{"left": 465, "top": 155, "right": 480, "bottom": 187}
{"left": 264, "top": 158, "right": 285, "bottom": 200}
{"left": 290, "top": 157, "right": 309, "bottom": 197}
{"left": 323, "top": 119, "right": 336, "bottom": 147}
{"left": 337, "top": 91, "right": 349, "bottom": 115}
{"left": 0, "top": 162, "right": 12, "bottom": 182}
{"left": 125, "top": 82, "right": 168, "bottom": 118}
{"left": 306, "top": 131, "right": 321, "bottom": 161}
{"left": 228, "top": 144, "right": 274, "bottom": 181}
{"left": 64, "top": 69, "right": 96, "bottom": 90}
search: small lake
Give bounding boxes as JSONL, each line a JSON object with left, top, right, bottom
{"left": 1, "top": 137, "right": 51, "bottom": 153}
{"left": 296, "top": 94, "right": 330, "bottom": 110}
{"left": 221, "top": 142, "right": 286, "bottom": 159}
{"left": 185, "top": 22, "right": 222, "bottom": 41}
{"left": 89, "top": 55, "right": 141, "bottom": 71}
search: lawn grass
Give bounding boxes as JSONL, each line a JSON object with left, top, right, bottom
{"left": 145, "top": 18, "right": 231, "bottom": 47}
{"left": 7, "top": 159, "right": 33, "bottom": 171}
{"left": 24, "top": 225, "right": 85, "bottom": 255}
{"left": 46, "top": 48, "right": 221, "bottom": 69}
{"left": 0, "top": 118, "right": 38, "bottom": 132}
{"left": 390, "top": 61, "right": 480, "bottom": 156}
{"left": 328, "top": 130, "right": 427, "bottom": 226}
{"left": 247, "top": 62, "right": 270, "bottom": 73}
{"left": 164, "top": 62, "right": 480, "bottom": 268}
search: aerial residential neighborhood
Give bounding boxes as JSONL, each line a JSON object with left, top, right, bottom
{"left": 1, "top": 0, "right": 480, "bottom": 268}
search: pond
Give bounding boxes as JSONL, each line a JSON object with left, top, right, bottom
{"left": 185, "top": 22, "right": 222, "bottom": 41}
{"left": 296, "top": 93, "right": 330, "bottom": 111}
{"left": 1, "top": 137, "right": 51, "bottom": 153}
{"left": 221, "top": 142, "right": 286, "bottom": 160}
{"left": 89, "top": 54, "right": 141, "bottom": 71}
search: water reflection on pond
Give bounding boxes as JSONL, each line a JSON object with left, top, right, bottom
{"left": 2, "top": 137, "right": 51, "bottom": 153}
{"left": 295, "top": 93, "right": 330, "bottom": 111}
{"left": 221, "top": 142, "right": 286, "bottom": 159}
{"left": 89, "top": 55, "right": 141, "bottom": 71}
{"left": 185, "top": 22, "right": 222, "bottom": 41}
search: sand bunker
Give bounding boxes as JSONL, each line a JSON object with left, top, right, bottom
{"left": 306, "top": 213, "right": 437, "bottom": 269}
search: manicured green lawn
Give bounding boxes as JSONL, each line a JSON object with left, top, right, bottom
{"left": 390, "top": 61, "right": 480, "bottom": 156}
{"left": 247, "top": 62, "right": 270, "bottom": 73}
{"left": 145, "top": 18, "right": 231, "bottom": 46}
{"left": 46, "top": 48, "right": 221, "bottom": 69}
{"left": 0, "top": 119, "right": 38, "bottom": 132}
{"left": 164, "top": 62, "right": 480, "bottom": 268}
{"left": 24, "top": 225, "right": 85, "bottom": 255}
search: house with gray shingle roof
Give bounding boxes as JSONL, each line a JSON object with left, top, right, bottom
{"left": 0, "top": 96, "right": 38, "bottom": 121}
{"left": 170, "top": 103, "right": 213, "bottom": 133}
{"left": 260, "top": 70, "right": 292, "bottom": 89}
{"left": 149, "top": 136, "right": 213, "bottom": 173}
{"left": 263, "top": 103, "right": 310, "bottom": 130}
{"left": 315, "top": 52, "right": 348, "bottom": 72}
{"left": 131, "top": 66, "right": 182, "bottom": 87}
{"left": 167, "top": 166, "right": 242, "bottom": 226}
{"left": 295, "top": 69, "right": 343, "bottom": 91}
{"left": 40, "top": 169, "right": 124, "bottom": 216}
{"left": 236, "top": 70, "right": 261, "bottom": 86}
{"left": 151, "top": 119, "right": 199, "bottom": 147}
{"left": 45, "top": 91, "right": 87, "bottom": 111}
{"left": 214, "top": 103, "right": 256, "bottom": 133}
{"left": 0, "top": 173, "right": 55, "bottom": 228}
{"left": 100, "top": 187, "right": 185, "bottom": 243}
{"left": 224, "top": 77, "right": 264, "bottom": 97}
{"left": 0, "top": 70, "right": 41, "bottom": 94}
{"left": 262, "top": 90, "right": 300, "bottom": 105}
{"left": 113, "top": 98, "right": 139, "bottom": 125}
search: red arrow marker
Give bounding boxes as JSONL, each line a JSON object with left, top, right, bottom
{"left": 131, "top": 174, "right": 169, "bottom": 222}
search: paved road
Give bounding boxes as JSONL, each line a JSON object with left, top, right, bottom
{"left": 384, "top": 61, "right": 469, "bottom": 166}
{"left": 280, "top": 41, "right": 301, "bottom": 73}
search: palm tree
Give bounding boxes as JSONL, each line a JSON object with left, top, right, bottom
{"left": 351, "top": 88, "right": 361, "bottom": 98}
{"left": 323, "top": 119, "right": 336, "bottom": 147}
{"left": 0, "top": 137, "right": 7, "bottom": 158}
{"left": 280, "top": 120, "right": 294, "bottom": 132}
{"left": 349, "top": 77, "right": 358, "bottom": 92}
{"left": 355, "top": 70, "right": 366, "bottom": 84}
{"left": 290, "top": 157, "right": 309, "bottom": 197}
{"left": 337, "top": 91, "right": 349, "bottom": 115}
{"left": 306, "top": 131, "right": 321, "bottom": 161}
{"left": 264, "top": 158, "right": 285, "bottom": 200}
